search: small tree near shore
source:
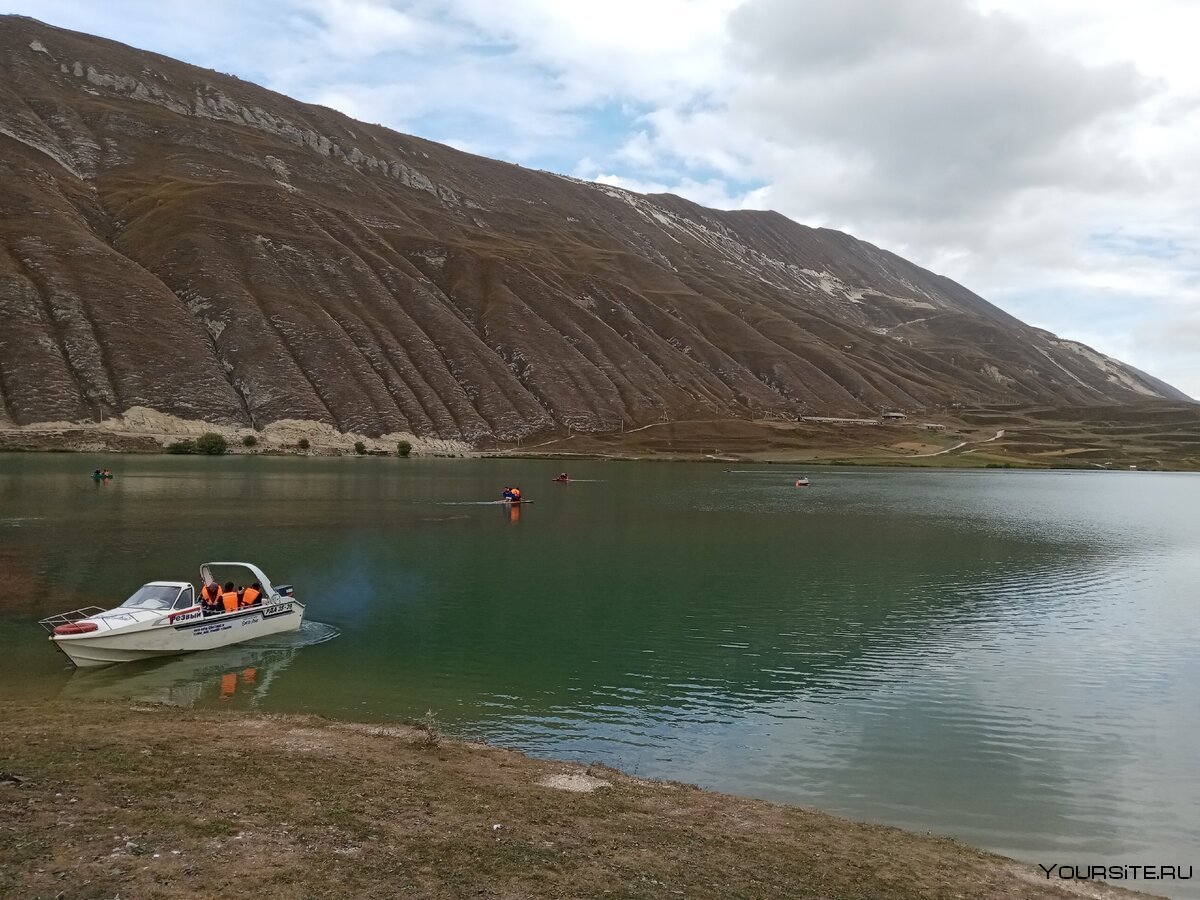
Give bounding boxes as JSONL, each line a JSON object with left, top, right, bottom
{"left": 196, "top": 432, "right": 228, "bottom": 455}
{"left": 297, "top": 438, "right": 310, "bottom": 451}
{"left": 397, "top": 440, "right": 412, "bottom": 457}
{"left": 354, "top": 441, "right": 367, "bottom": 455}
{"left": 242, "top": 434, "right": 258, "bottom": 447}
{"left": 166, "top": 439, "right": 195, "bottom": 455}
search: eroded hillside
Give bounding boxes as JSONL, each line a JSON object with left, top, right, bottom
{"left": 0, "top": 17, "right": 1188, "bottom": 441}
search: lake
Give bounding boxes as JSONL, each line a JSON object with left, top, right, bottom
{"left": 2, "top": 455, "right": 1197, "bottom": 896}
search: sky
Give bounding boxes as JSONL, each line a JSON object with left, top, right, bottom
{"left": 9, "top": 0, "right": 1200, "bottom": 398}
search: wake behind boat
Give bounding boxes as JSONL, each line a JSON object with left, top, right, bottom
{"left": 38, "top": 561, "right": 303, "bottom": 668}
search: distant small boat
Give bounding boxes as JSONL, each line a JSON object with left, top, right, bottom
{"left": 794, "top": 477, "right": 810, "bottom": 487}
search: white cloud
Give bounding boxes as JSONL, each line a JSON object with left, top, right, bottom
{"left": 440, "top": 0, "right": 740, "bottom": 104}
{"left": 297, "top": 0, "right": 444, "bottom": 58}
{"left": 596, "top": 0, "right": 1200, "bottom": 398}
{"left": 589, "top": 171, "right": 768, "bottom": 211}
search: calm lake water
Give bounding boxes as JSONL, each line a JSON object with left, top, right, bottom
{"left": 2, "top": 455, "right": 1197, "bottom": 896}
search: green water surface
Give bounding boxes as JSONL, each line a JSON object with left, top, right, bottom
{"left": 1, "top": 455, "right": 1197, "bottom": 895}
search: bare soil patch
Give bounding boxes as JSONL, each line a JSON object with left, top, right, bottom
{"left": 0, "top": 407, "right": 472, "bottom": 457}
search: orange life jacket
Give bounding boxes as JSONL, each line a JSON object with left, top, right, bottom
{"left": 200, "top": 583, "right": 217, "bottom": 604}
{"left": 511, "top": 488, "right": 521, "bottom": 499}
{"left": 221, "top": 590, "right": 239, "bottom": 613}
{"left": 241, "top": 586, "right": 261, "bottom": 607}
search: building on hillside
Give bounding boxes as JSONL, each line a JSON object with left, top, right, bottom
{"left": 881, "top": 411, "right": 908, "bottom": 421}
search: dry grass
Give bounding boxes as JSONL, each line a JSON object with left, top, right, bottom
{"left": 498, "top": 402, "right": 1200, "bottom": 471}
{"left": 0, "top": 701, "right": 1155, "bottom": 899}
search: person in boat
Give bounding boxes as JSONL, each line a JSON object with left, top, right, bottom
{"left": 240, "top": 582, "right": 263, "bottom": 608}
{"left": 220, "top": 581, "right": 240, "bottom": 614}
{"left": 92, "top": 468, "right": 102, "bottom": 480}
{"left": 200, "top": 581, "right": 221, "bottom": 615}
{"left": 509, "top": 486, "right": 522, "bottom": 503}
{"left": 555, "top": 472, "right": 569, "bottom": 482}
{"left": 502, "top": 486, "right": 515, "bottom": 501}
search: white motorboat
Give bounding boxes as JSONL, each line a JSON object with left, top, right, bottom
{"left": 38, "top": 562, "right": 304, "bottom": 668}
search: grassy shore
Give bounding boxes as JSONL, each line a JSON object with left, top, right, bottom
{"left": 490, "top": 402, "right": 1200, "bottom": 471}
{"left": 1, "top": 701, "right": 1152, "bottom": 899}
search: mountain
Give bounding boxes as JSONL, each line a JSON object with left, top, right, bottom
{"left": 0, "top": 17, "right": 1189, "bottom": 441}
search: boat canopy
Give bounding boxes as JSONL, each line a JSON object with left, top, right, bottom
{"left": 200, "top": 562, "right": 278, "bottom": 598}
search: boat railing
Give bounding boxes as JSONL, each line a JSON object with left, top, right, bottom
{"left": 37, "top": 606, "right": 107, "bottom": 635}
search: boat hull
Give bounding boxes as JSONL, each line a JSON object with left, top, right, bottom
{"left": 52, "top": 601, "right": 305, "bottom": 668}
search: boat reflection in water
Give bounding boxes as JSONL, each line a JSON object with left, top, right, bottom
{"left": 58, "top": 621, "right": 338, "bottom": 708}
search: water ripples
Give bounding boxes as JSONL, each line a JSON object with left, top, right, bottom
{"left": 247, "top": 619, "right": 341, "bottom": 650}
{"left": 447, "top": 511, "right": 1199, "bottom": 895}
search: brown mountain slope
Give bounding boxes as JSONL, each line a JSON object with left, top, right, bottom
{"left": 0, "top": 16, "right": 1189, "bottom": 440}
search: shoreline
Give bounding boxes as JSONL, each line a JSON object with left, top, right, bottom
{"left": 2, "top": 412, "right": 1200, "bottom": 475}
{"left": 0, "top": 701, "right": 1156, "bottom": 899}
{"left": 2, "top": 402, "right": 1199, "bottom": 470}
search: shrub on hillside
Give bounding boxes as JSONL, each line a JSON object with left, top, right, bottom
{"left": 196, "top": 432, "right": 228, "bottom": 455}
{"left": 397, "top": 440, "right": 412, "bottom": 457}
{"left": 166, "top": 439, "right": 195, "bottom": 455}
{"left": 354, "top": 441, "right": 367, "bottom": 455}
{"left": 242, "top": 434, "right": 258, "bottom": 447}
{"left": 297, "top": 438, "right": 310, "bottom": 451}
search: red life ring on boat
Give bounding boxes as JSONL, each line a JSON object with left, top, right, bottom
{"left": 53, "top": 622, "right": 99, "bottom": 635}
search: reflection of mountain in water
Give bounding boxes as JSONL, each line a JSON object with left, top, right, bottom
{"left": 58, "top": 622, "right": 338, "bottom": 708}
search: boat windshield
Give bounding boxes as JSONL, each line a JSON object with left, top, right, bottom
{"left": 120, "top": 584, "right": 181, "bottom": 611}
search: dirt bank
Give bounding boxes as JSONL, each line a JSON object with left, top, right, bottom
{"left": 0, "top": 406, "right": 473, "bottom": 456}
{"left": 0, "top": 702, "right": 1154, "bottom": 899}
